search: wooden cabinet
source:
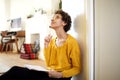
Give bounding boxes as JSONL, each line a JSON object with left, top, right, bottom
{"left": 16, "top": 31, "right": 25, "bottom": 37}
{"left": 0, "top": 30, "right": 25, "bottom": 52}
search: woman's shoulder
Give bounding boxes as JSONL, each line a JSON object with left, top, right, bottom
{"left": 67, "top": 34, "right": 79, "bottom": 44}
{"left": 68, "top": 34, "right": 77, "bottom": 41}
{"left": 67, "top": 34, "right": 80, "bottom": 49}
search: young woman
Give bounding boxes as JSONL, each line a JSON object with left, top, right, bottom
{"left": 0, "top": 10, "right": 81, "bottom": 80}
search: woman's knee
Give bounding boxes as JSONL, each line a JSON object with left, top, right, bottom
{"left": 10, "top": 66, "right": 21, "bottom": 70}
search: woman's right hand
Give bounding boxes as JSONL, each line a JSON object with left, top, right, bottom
{"left": 48, "top": 70, "right": 63, "bottom": 78}
{"left": 44, "top": 34, "right": 52, "bottom": 48}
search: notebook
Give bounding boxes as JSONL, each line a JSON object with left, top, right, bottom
{"left": 24, "top": 64, "right": 48, "bottom": 71}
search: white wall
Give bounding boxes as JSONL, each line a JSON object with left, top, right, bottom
{"left": 63, "top": 0, "right": 87, "bottom": 80}
{"left": 85, "top": 0, "right": 94, "bottom": 80}
{"left": 10, "top": 0, "right": 33, "bottom": 18}
{"left": 0, "top": 0, "right": 9, "bottom": 31}
{"left": 9, "top": 0, "right": 59, "bottom": 40}
{"left": 95, "top": 0, "right": 120, "bottom": 80}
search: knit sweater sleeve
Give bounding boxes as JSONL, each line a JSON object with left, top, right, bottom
{"left": 62, "top": 39, "right": 81, "bottom": 78}
{"left": 44, "top": 40, "right": 52, "bottom": 66}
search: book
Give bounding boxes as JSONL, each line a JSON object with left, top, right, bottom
{"left": 24, "top": 64, "right": 48, "bottom": 71}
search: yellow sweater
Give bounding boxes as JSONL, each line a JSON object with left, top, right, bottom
{"left": 44, "top": 34, "right": 81, "bottom": 78}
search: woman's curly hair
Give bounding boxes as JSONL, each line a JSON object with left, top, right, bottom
{"left": 55, "top": 10, "right": 72, "bottom": 32}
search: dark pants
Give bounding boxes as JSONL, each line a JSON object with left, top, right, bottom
{"left": 0, "top": 66, "right": 71, "bottom": 80}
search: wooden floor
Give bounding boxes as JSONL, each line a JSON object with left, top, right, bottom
{"left": 0, "top": 52, "right": 46, "bottom": 73}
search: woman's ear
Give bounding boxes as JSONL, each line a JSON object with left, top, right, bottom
{"left": 62, "top": 22, "right": 67, "bottom": 26}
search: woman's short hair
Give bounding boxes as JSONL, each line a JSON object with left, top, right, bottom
{"left": 55, "top": 10, "right": 71, "bottom": 32}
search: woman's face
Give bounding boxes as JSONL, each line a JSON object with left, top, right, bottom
{"left": 50, "top": 14, "right": 65, "bottom": 29}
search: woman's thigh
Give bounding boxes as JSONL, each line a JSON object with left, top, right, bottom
{"left": 44, "top": 77, "right": 71, "bottom": 80}
{"left": 28, "top": 69, "right": 49, "bottom": 80}
{"left": 0, "top": 66, "right": 30, "bottom": 80}
{"left": 0, "top": 66, "right": 71, "bottom": 80}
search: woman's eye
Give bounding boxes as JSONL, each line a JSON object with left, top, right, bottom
{"left": 56, "top": 16, "right": 60, "bottom": 19}
{"left": 52, "top": 15, "right": 61, "bottom": 20}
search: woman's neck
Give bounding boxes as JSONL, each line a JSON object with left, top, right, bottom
{"left": 55, "top": 30, "right": 68, "bottom": 47}
{"left": 55, "top": 29, "right": 67, "bottom": 40}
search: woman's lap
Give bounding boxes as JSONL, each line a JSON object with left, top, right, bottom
{"left": 0, "top": 66, "right": 71, "bottom": 80}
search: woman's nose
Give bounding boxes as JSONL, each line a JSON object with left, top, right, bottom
{"left": 51, "top": 17, "right": 55, "bottom": 21}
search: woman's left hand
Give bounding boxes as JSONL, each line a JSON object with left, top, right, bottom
{"left": 48, "top": 70, "right": 63, "bottom": 78}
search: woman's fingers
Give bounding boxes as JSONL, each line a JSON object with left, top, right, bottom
{"left": 48, "top": 70, "right": 63, "bottom": 78}
{"left": 44, "top": 34, "right": 52, "bottom": 48}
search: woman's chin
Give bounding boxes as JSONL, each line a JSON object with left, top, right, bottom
{"left": 49, "top": 26, "right": 53, "bottom": 28}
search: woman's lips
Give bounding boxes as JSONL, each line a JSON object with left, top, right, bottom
{"left": 51, "top": 22, "right": 55, "bottom": 25}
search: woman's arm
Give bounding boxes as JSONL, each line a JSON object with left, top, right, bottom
{"left": 48, "top": 70, "right": 63, "bottom": 78}
{"left": 62, "top": 40, "right": 81, "bottom": 78}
